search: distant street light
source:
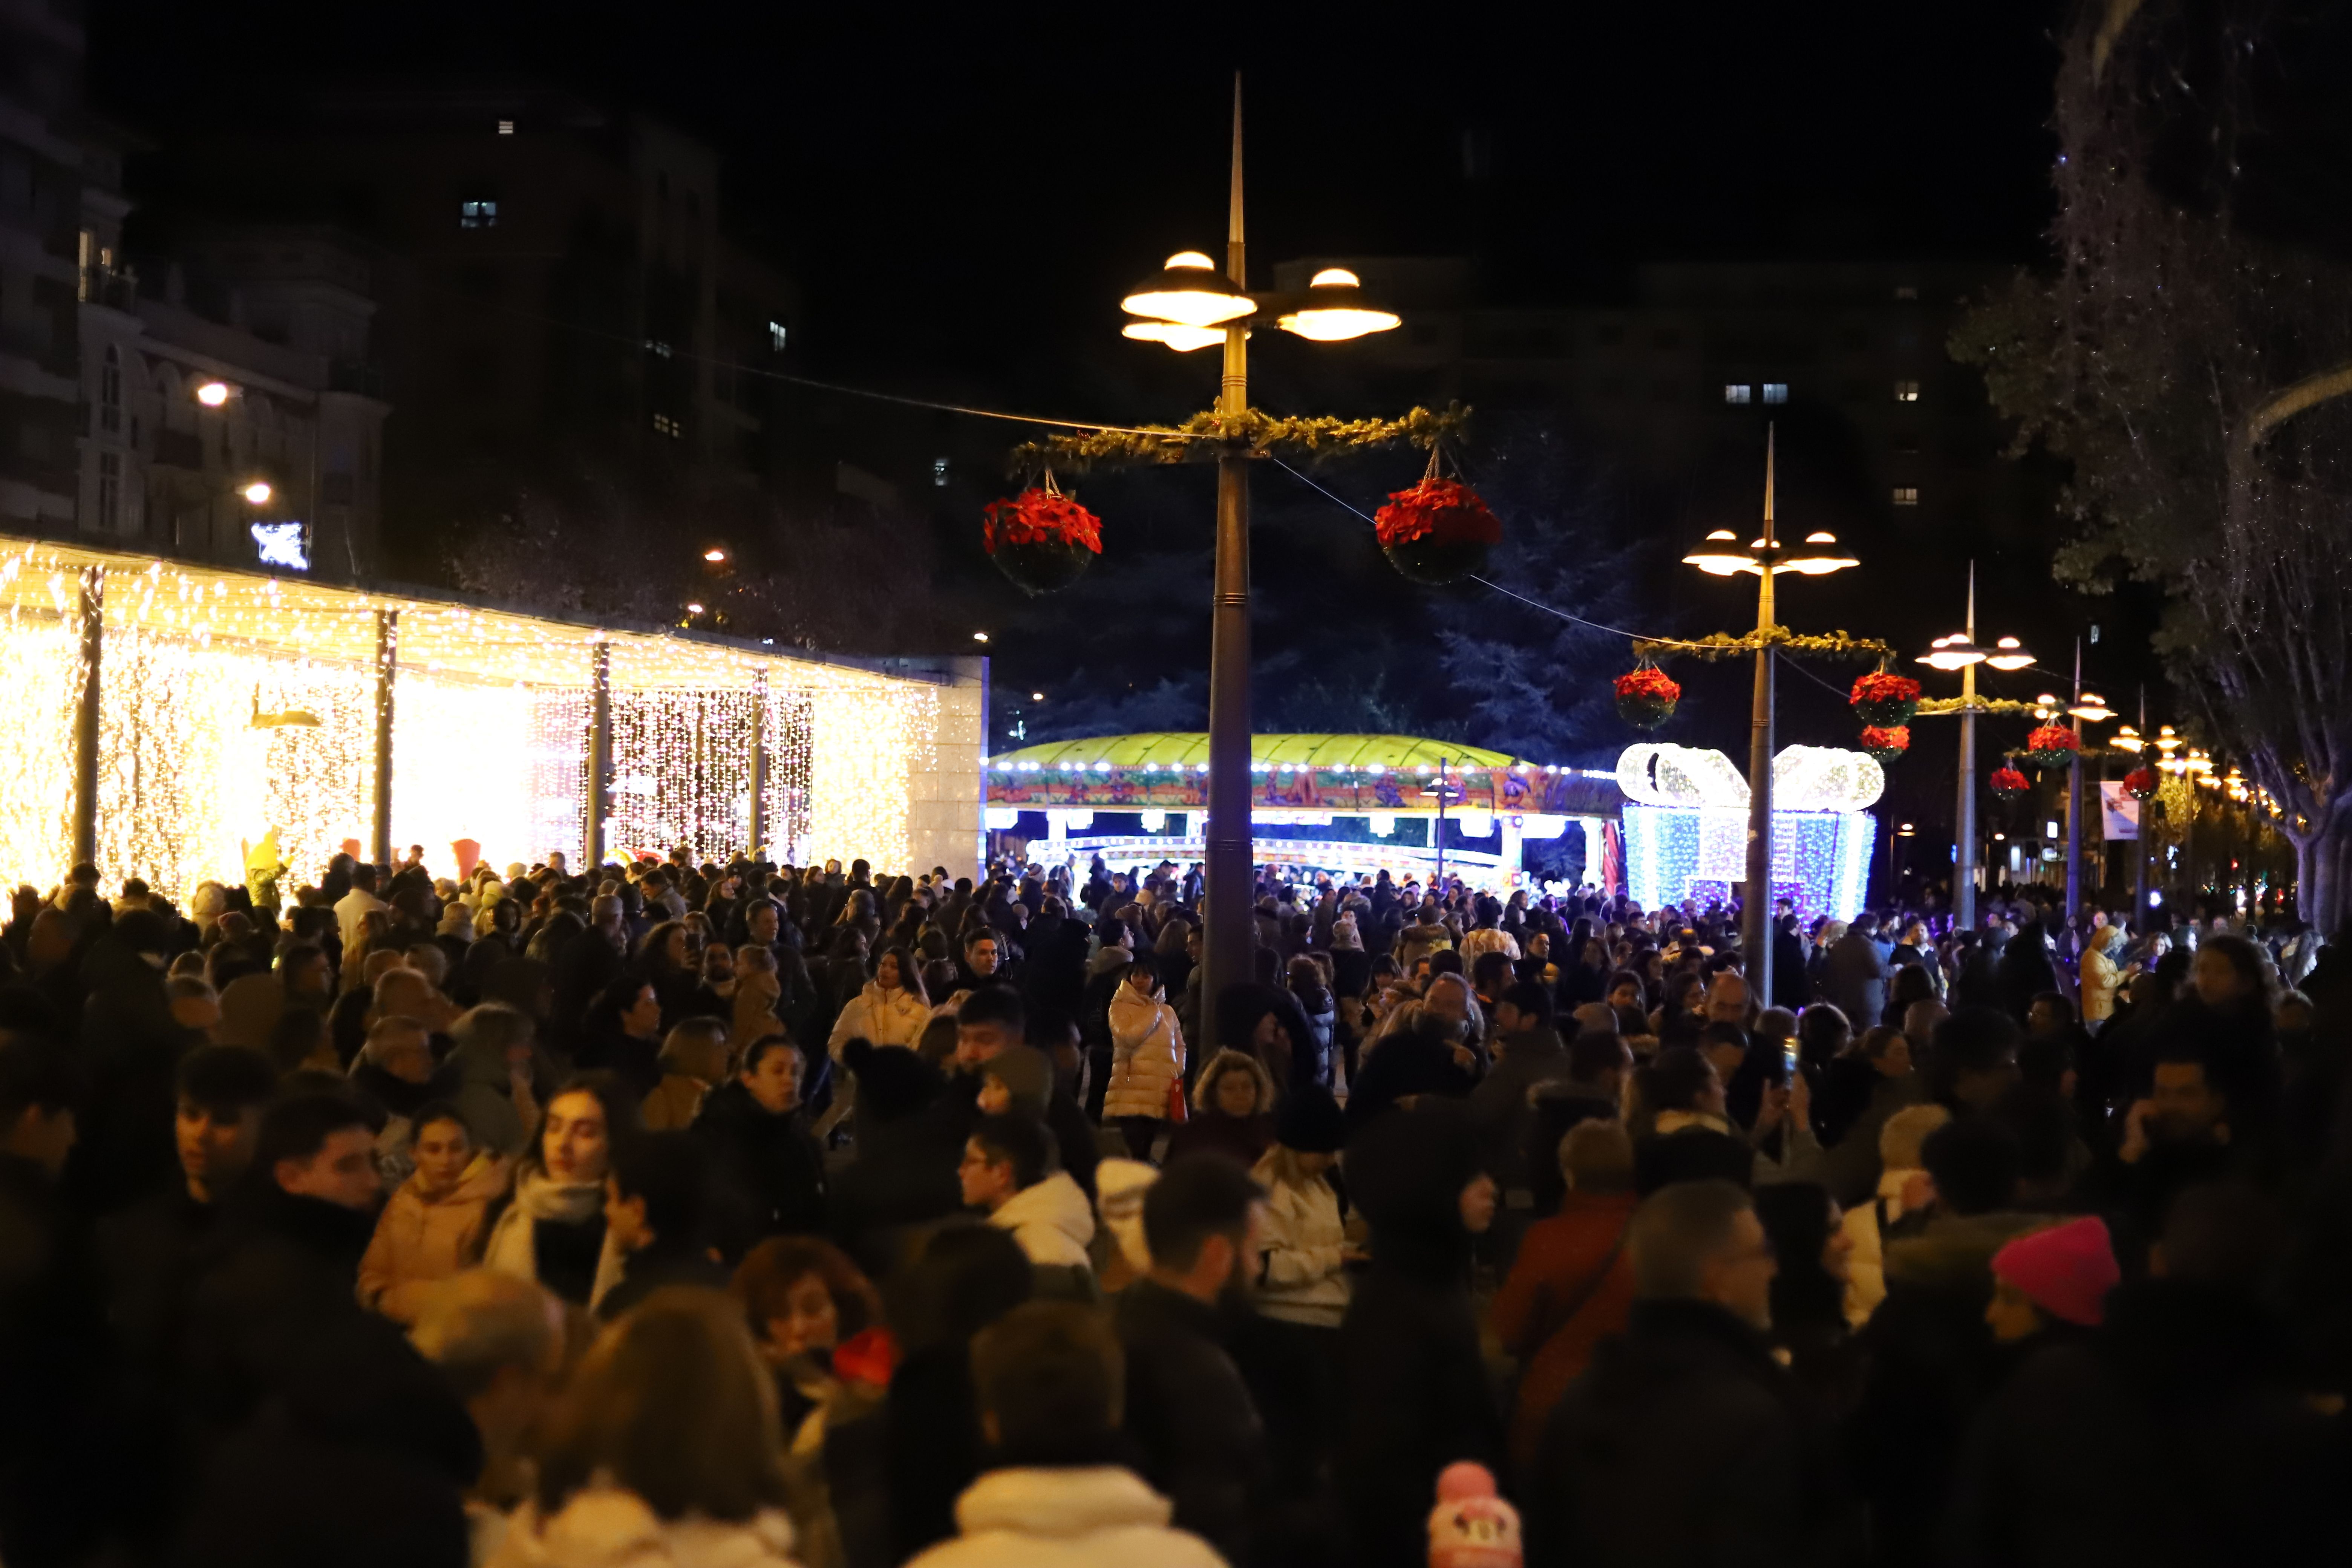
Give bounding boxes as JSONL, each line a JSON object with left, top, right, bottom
{"left": 1914, "top": 564, "right": 2033, "bottom": 929}
{"left": 703, "top": 547, "right": 728, "bottom": 563}
{"left": 240, "top": 480, "right": 273, "bottom": 506}
{"left": 194, "top": 380, "right": 233, "bottom": 408}
{"left": 972, "top": 631, "right": 990, "bottom": 643}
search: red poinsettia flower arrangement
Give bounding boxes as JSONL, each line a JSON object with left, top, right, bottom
{"left": 982, "top": 487, "right": 1102, "bottom": 555}
{"left": 1372, "top": 477, "right": 1503, "bottom": 550}
{"left": 2022, "top": 724, "right": 2081, "bottom": 769}
{"left": 1615, "top": 666, "right": 1682, "bottom": 705}
{"left": 1850, "top": 671, "right": 1923, "bottom": 727}
{"left": 2122, "top": 766, "right": 2159, "bottom": 801}
{"left": 1859, "top": 725, "right": 1911, "bottom": 762}
{"left": 1989, "top": 764, "right": 2032, "bottom": 798}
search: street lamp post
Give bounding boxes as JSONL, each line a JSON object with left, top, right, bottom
{"left": 2063, "top": 646, "right": 2115, "bottom": 918}
{"left": 1915, "top": 563, "right": 2033, "bottom": 932}
{"left": 1117, "top": 80, "right": 1399, "bottom": 1051}
{"left": 1681, "top": 427, "right": 1857, "bottom": 1004}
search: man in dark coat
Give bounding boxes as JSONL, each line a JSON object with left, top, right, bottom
{"left": 691, "top": 1035, "right": 827, "bottom": 1259}
{"left": 175, "top": 1092, "right": 389, "bottom": 1446}
{"left": 1339, "top": 1100, "right": 1505, "bottom": 1568}
{"left": 1526, "top": 1179, "right": 1853, "bottom": 1568}
{"left": 1113, "top": 1153, "right": 1270, "bottom": 1566}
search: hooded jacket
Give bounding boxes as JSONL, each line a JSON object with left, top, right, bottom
{"left": 1249, "top": 1147, "right": 1349, "bottom": 1329}
{"left": 906, "top": 1467, "right": 1223, "bottom": 1568}
{"left": 1104, "top": 983, "right": 1187, "bottom": 1121}
{"left": 358, "top": 1152, "right": 514, "bottom": 1323}
{"left": 988, "top": 1171, "right": 1095, "bottom": 1271}
{"left": 487, "top": 1487, "right": 802, "bottom": 1568}
{"left": 828, "top": 981, "right": 931, "bottom": 1056}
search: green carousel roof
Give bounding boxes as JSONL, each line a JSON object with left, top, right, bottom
{"left": 987, "top": 733, "right": 1528, "bottom": 772}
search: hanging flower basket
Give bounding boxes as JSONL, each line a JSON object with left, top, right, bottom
{"left": 1859, "top": 725, "right": 1911, "bottom": 766}
{"left": 1989, "top": 764, "right": 2032, "bottom": 800}
{"left": 2122, "top": 766, "right": 2159, "bottom": 801}
{"left": 1372, "top": 475, "right": 1503, "bottom": 586}
{"left": 1850, "top": 671, "right": 1923, "bottom": 728}
{"left": 2021, "top": 724, "right": 2081, "bottom": 772}
{"left": 982, "top": 478, "right": 1101, "bottom": 595}
{"left": 1614, "top": 665, "right": 1681, "bottom": 730}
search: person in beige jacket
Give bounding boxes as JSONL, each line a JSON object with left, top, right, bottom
{"left": 359, "top": 1102, "right": 513, "bottom": 1323}
{"left": 1102, "top": 954, "right": 1187, "bottom": 1160}
{"left": 2079, "top": 925, "right": 2126, "bottom": 1026}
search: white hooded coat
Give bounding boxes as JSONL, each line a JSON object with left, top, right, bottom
{"left": 987, "top": 1170, "right": 1095, "bottom": 1269}
{"left": 905, "top": 1467, "right": 1226, "bottom": 1568}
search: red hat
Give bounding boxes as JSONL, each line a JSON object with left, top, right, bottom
{"left": 1992, "top": 1216, "right": 2120, "bottom": 1328}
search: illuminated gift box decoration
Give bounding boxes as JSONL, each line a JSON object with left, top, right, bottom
{"left": 1616, "top": 743, "right": 1880, "bottom": 921}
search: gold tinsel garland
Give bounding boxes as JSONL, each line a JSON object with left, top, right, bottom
{"left": 1631, "top": 626, "right": 1895, "bottom": 662}
{"left": 1012, "top": 403, "right": 1469, "bottom": 473}
{"left": 1914, "top": 696, "right": 2043, "bottom": 718}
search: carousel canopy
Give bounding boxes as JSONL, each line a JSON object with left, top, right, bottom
{"left": 989, "top": 733, "right": 1534, "bottom": 773}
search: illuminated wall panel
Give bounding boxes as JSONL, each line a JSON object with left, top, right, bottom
{"left": 0, "top": 605, "right": 81, "bottom": 886}
{"left": 806, "top": 683, "right": 939, "bottom": 871}
{"left": 392, "top": 673, "right": 536, "bottom": 874}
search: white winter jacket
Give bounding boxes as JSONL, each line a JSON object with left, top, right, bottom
{"left": 988, "top": 1171, "right": 1095, "bottom": 1270}
{"left": 827, "top": 982, "right": 931, "bottom": 1057}
{"left": 1249, "top": 1152, "right": 1350, "bottom": 1329}
{"left": 906, "top": 1466, "right": 1225, "bottom": 1568}
{"left": 486, "top": 1486, "right": 802, "bottom": 1568}
{"left": 1103, "top": 986, "right": 1187, "bottom": 1121}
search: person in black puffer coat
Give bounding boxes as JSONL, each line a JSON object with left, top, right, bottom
{"left": 827, "top": 1038, "right": 963, "bottom": 1282}
{"left": 691, "top": 1035, "right": 828, "bottom": 1260}
{"left": 1338, "top": 1098, "right": 1504, "bottom": 1568}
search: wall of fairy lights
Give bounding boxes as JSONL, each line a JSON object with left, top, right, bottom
{"left": 0, "top": 540, "right": 964, "bottom": 900}
{"left": 1621, "top": 804, "right": 1876, "bottom": 923}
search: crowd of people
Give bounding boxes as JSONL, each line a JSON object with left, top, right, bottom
{"left": 0, "top": 845, "right": 2343, "bottom": 1568}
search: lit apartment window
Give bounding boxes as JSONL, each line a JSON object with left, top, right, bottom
{"left": 497, "top": 120, "right": 515, "bottom": 135}
{"left": 460, "top": 199, "right": 499, "bottom": 230}
{"left": 652, "top": 413, "right": 681, "bottom": 438}
{"left": 647, "top": 340, "right": 673, "bottom": 359}
{"left": 1893, "top": 486, "right": 1920, "bottom": 506}
{"left": 1895, "top": 380, "right": 1920, "bottom": 402}
{"left": 1723, "top": 384, "right": 1751, "bottom": 405}
{"left": 768, "top": 320, "right": 788, "bottom": 352}
{"left": 1762, "top": 383, "right": 1788, "bottom": 404}
{"left": 933, "top": 457, "right": 949, "bottom": 488}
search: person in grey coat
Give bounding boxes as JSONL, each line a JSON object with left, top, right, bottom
{"left": 1824, "top": 920, "right": 1889, "bottom": 1032}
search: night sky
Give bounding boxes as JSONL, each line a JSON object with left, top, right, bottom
{"left": 90, "top": 1, "right": 2115, "bottom": 873}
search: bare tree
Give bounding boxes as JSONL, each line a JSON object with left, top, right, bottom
{"left": 1954, "top": 0, "right": 2352, "bottom": 932}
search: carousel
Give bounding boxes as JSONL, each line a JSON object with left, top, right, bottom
{"left": 984, "top": 733, "right": 1625, "bottom": 891}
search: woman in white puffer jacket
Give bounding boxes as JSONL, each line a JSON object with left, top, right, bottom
{"left": 1102, "top": 954, "right": 1186, "bottom": 1160}
{"left": 821, "top": 946, "right": 932, "bottom": 1138}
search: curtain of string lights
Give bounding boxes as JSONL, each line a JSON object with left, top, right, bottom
{"left": 0, "top": 540, "right": 961, "bottom": 901}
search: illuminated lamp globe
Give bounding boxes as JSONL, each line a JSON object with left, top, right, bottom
{"left": 1683, "top": 529, "right": 1758, "bottom": 576}
{"left": 240, "top": 479, "right": 273, "bottom": 505}
{"left": 1121, "top": 320, "right": 1230, "bottom": 352}
{"left": 195, "top": 380, "right": 233, "bottom": 408}
{"left": 1776, "top": 531, "right": 1860, "bottom": 575}
{"left": 1121, "top": 251, "right": 1256, "bottom": 328}
{"left": 1276, "top": 268, "right": 1401, "bottom": 342}
{"left": 2067, "top": 692, "right": 2116, "bottom": 723}
{"left": 1917, "top": 634, "right": 1987, "bottom": 671}
{"left": 1985, "top": 635, "right": 2035, "bottom": 671}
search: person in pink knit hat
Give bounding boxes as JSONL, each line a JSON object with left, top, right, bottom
{"left": 1985, "top": 1215, "right": 2120, "bottom": 1344}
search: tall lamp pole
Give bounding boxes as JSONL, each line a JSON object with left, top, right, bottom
{"left": 1681, "top": 428, "right": 1857, "bottom": 1004}
{"left": 1916, "top": 564, "right": 2034, "bottom": 933}
{"left": 1115, "top": 79, "right": 1401, "bottom": 1050}
{"left": 2061, "top": 648, "right": 2115, "bottom": 918}
{"left": 1201, "top": 92, "right": 1255, "bottom": 1054}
